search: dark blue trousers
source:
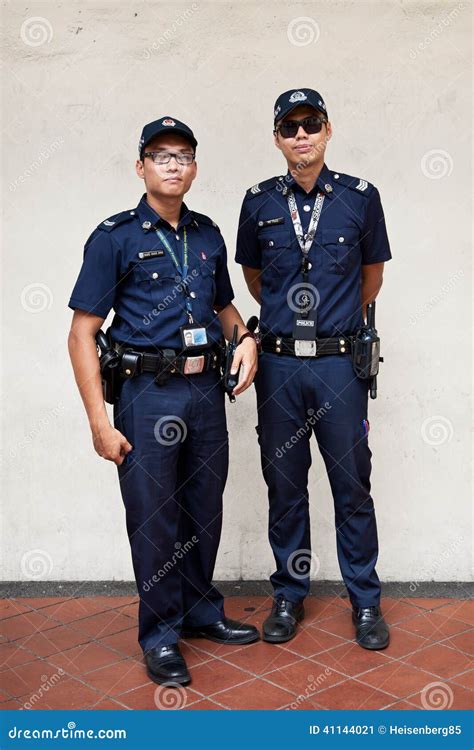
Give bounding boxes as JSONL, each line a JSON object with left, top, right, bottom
{"left": 254, "top": 352, "right": 381, "bottom": 608}
{"left": 113, "top": 370, "right": 228, "bottom": 653}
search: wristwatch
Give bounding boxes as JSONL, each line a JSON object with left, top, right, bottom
{"left": 238, "top": 330, "right": 261, "bottom": 353}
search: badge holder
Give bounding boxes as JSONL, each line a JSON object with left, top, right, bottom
{"left": 180, "top": 321, "right": 209, "bottom": 375}
{"left": 292, "top": 308, "right": 317, "bottom": 357}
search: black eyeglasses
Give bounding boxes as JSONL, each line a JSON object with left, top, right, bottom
{"left": 143, "top": 151, "right": 195, "bottom": 165}
{"left": 275, "top": 116, "right": 327, "bottom": 139}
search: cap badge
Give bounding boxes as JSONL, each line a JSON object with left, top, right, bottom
{"left": 162, "top": 118, "right": 176, "bottom": 126}
{"left": 289, "top": 91, "right": 307, "bottom": 103}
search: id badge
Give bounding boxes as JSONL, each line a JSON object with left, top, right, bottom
{"left": 180, "top": 323, "right": 208, "bottom": 350}
{"left": 292, "top": 309, "right": 317, "bottom": 357}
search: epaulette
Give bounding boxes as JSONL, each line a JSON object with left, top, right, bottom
{"left": 330, "top": 171, "right": 375, "bottom": 196}
{"left": 191, "top": 211, "right": 221, "bottom": 233}
{"left": 97, "top": 209, "right": 137, "bottom": 232}
{"left": 245, "top": 176, "right": 281, "bottom": 199}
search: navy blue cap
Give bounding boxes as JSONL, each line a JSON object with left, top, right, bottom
{"left": 138, "top": 117, "right": 197, "bottom": 158}
{"left": 273, "top": 89, "right": 327, "bottom": 125}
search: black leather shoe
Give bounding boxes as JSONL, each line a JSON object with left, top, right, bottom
{"left": 352, "top": 605, "right": 390, "bottom": 650}
{"left": 182, "top": 617, "right": 259, "bottom": 645}
{"left": 262, "top": 597, "right": 305, "bottom": 643}
{"left": 144, "top": 644, "right": 191, "bottom": 685}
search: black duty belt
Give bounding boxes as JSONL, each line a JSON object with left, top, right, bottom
{"left": 114, "top": 342, "right": 222, "bottom": 379}
{"left": 261, "top": 334, "right": 353, "bottom": 358}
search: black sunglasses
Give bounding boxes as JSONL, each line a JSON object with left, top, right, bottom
{"left": 275, "top": 116, "right": 327, "bottom": 139}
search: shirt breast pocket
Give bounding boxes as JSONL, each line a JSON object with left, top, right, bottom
{"left": 321, "top": 227, "right": 360, "bottom": 275}
{"left": 132, "top": 259, "right": 180, "bottom": 309}
{"left": 258, "top": 231, "right": 295, "bottom": 279}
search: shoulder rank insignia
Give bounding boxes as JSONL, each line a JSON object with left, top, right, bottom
{"left": 250, "top": 184, "right": 261, "bottom": 195}
{"left": 355, "top": 179, "right": 368, "bottom": 191}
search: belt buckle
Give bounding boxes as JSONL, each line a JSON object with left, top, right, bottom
{"left": 294, "top": 340, "right": 317, "bottom": 357}
{"left": 183, "top": 355, "right": 205, "bottom": 375}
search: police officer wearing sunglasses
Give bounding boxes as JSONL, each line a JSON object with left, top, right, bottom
{"left": 236, "top": 89, "right": 392, "bottom": 650}
{"left": 68, "top": 117, "right": 259, "bottom": 687}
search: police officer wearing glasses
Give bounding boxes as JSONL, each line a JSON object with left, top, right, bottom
{"left": 236, "top": 89, "right": 392, "bottom": 650}
{"left": 68, "top": 116, "right": 259, "bottom": 687}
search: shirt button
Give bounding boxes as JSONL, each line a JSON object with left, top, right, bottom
{"left": 269, "top": 240, "right": 274, "bottom": 247}
{"left": 303, "top": 204, "right": 311, "bottom": 212}
{"left": 190, "top": 291, "right": 197, "bottom": 299}
{"left": 174, "top": 275, "right": 181, "bottom": 283}
{"left": 175, "top": 234, "right": 180, "bottom": 240}
{"left": 338, "top": 236, "right": 345, "bottom": 243}
{"left": 334, "top": 174, "right": 340, "bottom": 179}
{"left": 152, "top": 272, "right": 159, "bottom": 279}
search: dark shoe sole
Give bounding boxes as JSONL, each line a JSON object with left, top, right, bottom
{"left": 146, "top": 667, "right": 191, "bottom": 686}
{"left": 181, "top": 630, "right": 260, "bottom": 645}
{"left": 355, "top": 636, "right": 390, "bottom": 651}
{"left": 262, "top": 610, "right": 305, "bottom": 643}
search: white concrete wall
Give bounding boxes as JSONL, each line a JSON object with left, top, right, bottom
{"left": 2, "top": 1, "right": 471, "bottom": 584}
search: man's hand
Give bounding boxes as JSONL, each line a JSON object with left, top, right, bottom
{"left": 230, "top": 337, "right": 258, "bottom": 396}
{"left": 92, "top": 423, "right": 133, "bottom": 466}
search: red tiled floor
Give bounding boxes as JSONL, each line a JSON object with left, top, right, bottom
{"left": 314, "top": 679, "right": 393, "bottom": 710}
{"left": 47, "top": 642, "right": 127, "bottom": 676}
{"left": 403, "top": 643, "right": 472, "bottom": 679}
{"left": 441, "top": 630, "right": 474, "bottom": 656}
{"left": 355, "top": 660, "right": 438, "bottom": 700}
{"left": 409, "top": 683, "right": 472, "bottom": 710}
{"left": 398, "top": 611, "right": 471, "bottom": 641}
{"left": 450, "top": 669, "right": 474, "bottom": 690}
{"left": 1, "top": 595, "right": 472, "bottom": 710}
{"left": 437, "top": 600, "right": 474, "bottom": 627}
{"left": 212, "top": 677, "right": 295, "bottom": 710}
{"left": 15, "top": 625, "right": 91, "bottom": 658}
{"left": 0, "top": 611, "right": 59, "bottom": 641}
{"left": 72, "top": 612, "right": 136, "bottom": 639}
{"left": 222, "top": 641, "right": 301, "bottom": 675}
{"left": 82, "top": 659, "right": 151, "bottom": 697}
{"left": 311, "top": 641, "right": 389, "bottom": 678}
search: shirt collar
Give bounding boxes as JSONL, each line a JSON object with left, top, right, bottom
{"left": 284, "top": 162, "right": 334, "bottom": 198}
{"left": 135, "top": 194, "right": 195, "bottom": 232}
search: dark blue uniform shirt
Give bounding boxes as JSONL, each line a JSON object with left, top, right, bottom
{"left": 235, "top": 163, "right": 391, "bottom": 338}
{"left": 69, "top": 194, "right": 234, "bottom": 349}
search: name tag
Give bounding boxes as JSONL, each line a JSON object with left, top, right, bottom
{"left": 138, "top": 250, "right": 165, "bottom": 259}
{"left": 258, "top": 217, "right": 285, "bottom": 227}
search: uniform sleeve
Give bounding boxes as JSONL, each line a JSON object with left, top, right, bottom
{"left": 213, "top": 237, "right": 235, "bottom": 309}
{"left": 68, "top": 229, "right": 121, "bottom": 318}
{"left": 360, "top": 187, "right": 392, "bottom": 265}
{"left": 235, "top": 196, "right": 261, "bottom": 269}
